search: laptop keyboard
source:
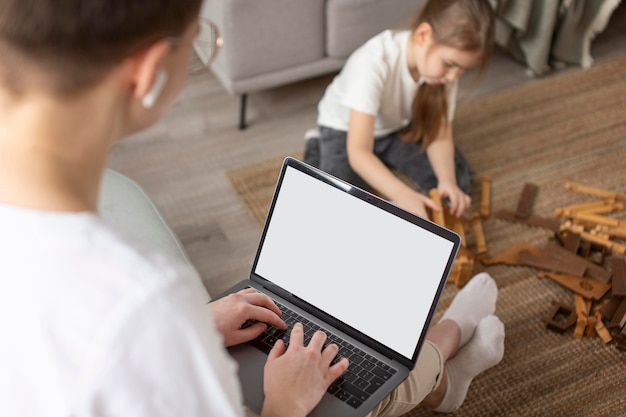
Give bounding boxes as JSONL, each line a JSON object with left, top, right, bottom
{"left": 243, "top": 301, "right": 397, "bottom": 409}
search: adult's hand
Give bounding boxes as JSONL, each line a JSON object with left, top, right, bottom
{"left": 208, "top": 288, "right": 286, "bottom": 347}
{"left": 261, "top": 323, "right": 349, "bottom": 417}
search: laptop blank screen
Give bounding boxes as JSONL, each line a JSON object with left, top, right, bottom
{"left": 254, "top": 165, "right": 455, "bottom": 359}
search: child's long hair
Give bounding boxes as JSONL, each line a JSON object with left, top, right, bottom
{"left": 402, "top": 0, "right": 494, "bottom": 149}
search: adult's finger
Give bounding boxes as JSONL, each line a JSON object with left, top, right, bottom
{"left": 289, "top": 322, "right": 305, "bottom": 347}
{"left": 240, "top": 290, "right": 283, "bottom": 317}
{"left": 307, "top": 330, "right": 327, "bottom": 351}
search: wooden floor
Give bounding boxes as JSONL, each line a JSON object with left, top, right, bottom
{"left": 108, "top": 6, "right": 626, "bottom": 297}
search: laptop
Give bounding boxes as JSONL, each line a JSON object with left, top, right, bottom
{"left": 216, "top": 157, "right": 460, "bottom": 416}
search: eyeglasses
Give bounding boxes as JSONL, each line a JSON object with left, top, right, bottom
{"left": 193, "top": 18, "right": 223, "bottom": 68}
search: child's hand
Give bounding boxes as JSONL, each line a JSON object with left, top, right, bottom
{"left": 395, "top": 189, "right": 441, "bottom": 219}
{"left": 438, "top": 181, "right": 471, "bottom": 217}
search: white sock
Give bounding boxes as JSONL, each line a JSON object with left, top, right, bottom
{"left": 439, "top": 272, "right": 498, "bottom": 346}
{"left": 433, "top": 315, "right": 505, "bottom": 413}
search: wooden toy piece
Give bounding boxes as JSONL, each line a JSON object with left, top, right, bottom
{"left": 451, "top": 217, "right": 467, "bottom": 247}
{"left": 599, "top": 296, "right": 624, "bottom": 321}
{"left": 517, "top": 250, "right": 587, "bottom": 277}
{"left": 578, "top": 231, "right": 626, "bottom": 255}
{"left": 559, "top": 221, "right": 585, "bottom": 235}
{"left": 559, "top": 231, "right": 582, "bottom": 253}
{"left": 585, "top": 315, "right": 597, "bottom": 338}
{"left": 578, "top": 202, "right": 623, "bottom": 215}
{"left": 515, "top": 183, "right": 539, "bottom": 219}
{"left": 544, "top": 241, "right": 612, "bottom": 283}
{"left": 496, "top": 210, "right": 561, "bottom": 232}
{"left": 553, "top": 200, "right": 613, "bottom": 217}
{"left": 574, "top": 294, "right": 590, "bottom": 339}
{"left": 537, "top": 271, "right": 612, "bottom": 300}
{"left": 608, "top": 298, "right": 626, "bottom": 329}
{"left": 597, "top": 225, "right": 626, "bottom": 240}
{"left": 595, "top": 312, "right": 613, "bottom": 343}
{"left": 480, "top": 176, "right": 491, "bottom": 218}
{"left": 565, "top": 181, "right": 626, "bottom": 202}
{"left": 609, "top": 256, "right": 626, "bottom": 296}
{"left": 570, "top": 212, "right": 621, "bottom": 228}
{"left": 543, "top": 301, "right": 577, "bottom": 333}
{"left": 448, "top": 247, "right": 475, "bottom": 288}
{"left": 429, "top": 188, "right": 446, "bottom": 227}
{"left": 470, "top": 214, "right": 487, "bottom": 255}
{"left": 480, "top": 242, "right": 543, "bottom": 266}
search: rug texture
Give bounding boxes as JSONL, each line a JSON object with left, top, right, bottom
{"left": 227, "top": 56, "right": 626, "bottom": 417}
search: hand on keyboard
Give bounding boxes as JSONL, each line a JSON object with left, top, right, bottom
{"left": 208, "top": 287, "right": 287, "bottom": 347}
{"left": 261, "top": 323, "right": 350, "bottom": 417}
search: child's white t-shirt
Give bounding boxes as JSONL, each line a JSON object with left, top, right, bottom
{"left": 0, "top": 204, "right": 243, "bottom": 417}
{"left": 318, "top": 29, "right": 458, "bottom": 138}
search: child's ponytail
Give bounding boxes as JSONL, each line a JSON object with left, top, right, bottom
{"left": 402, "top": 84, "right": 447, "bottom": 150}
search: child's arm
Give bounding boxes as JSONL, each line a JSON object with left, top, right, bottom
{"left": 346, "top": 109, "right": 441, "bottom": 218}
{"left": 425, "top": 122, "right": 471, "bottom": 217}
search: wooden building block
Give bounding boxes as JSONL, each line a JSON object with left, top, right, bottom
{"left": 574, "top": 294, "right": 592, "bottom": 338}
{"left": 574, "top": 294, "right": 590, "bottom": 316}
{"left": 609, "top": 256, "right": 626, "bottom": 297}
{"left": 559, "top": 231, "right": 582, "bottom": 253}
{"left": 579, "top": 203, "right": 623, "bottom": 215}
{"left": 608, "top": 298, "right": 626, "bottom": 328}
{"left": 599, "top": 226, "right": 626, "bottom": 240}
{"left": 565, "top": 181, "right": 626, "bottom": 201}
{"left": 585, "top": 315, "right": 597, "bottom": 338}
{"left": 451, "top": 218, "right": 466, "bottom": 247}
{"left": 574, "top": 315, "right": 587, "bottom": 339}
{"left": 578, "top": 231, "right": 626, "bottom": 255}
{"left": 544, "top": 241, "right": 612, "bottom": 283}
{"left": 595, "top": 313, "right": 613, "bottom": 343}
{"left": 480, "top": 242, "right": 543, "bottom": 266}
{"left": 470, "top": 215, "right": 487, "bottom": 255}
{"left": 454, "top": 256, "right": 475, "bottom": 288}
{"left": 429, "top": 188, "right": 446, "bottom": 227}
{"left": 496, "top": 210, "right": 561, "bottom": 232}
{"left": 517, "top": 250, "right": 587, "bottom": 277}
{"left": 599, "top": 296, "right": 624, "bottom": 321}
{"left": 554, "top": 200, "right": 611, "bottom": 217}
{"left": 571, "top": 212, "right": 620, "bottom": 228}
{"left": 537, "top": 271, "right": 611, "bottom": 300}
{"left": 515, "top": 183, "right": 539, "bottom": 219}
{"left": 543, "top": 301, "right": 577, "bottom": 333}
{"left": 480, "top": 176, "right": 490, "bottom": 218}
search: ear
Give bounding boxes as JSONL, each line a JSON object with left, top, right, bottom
{"left": 413, "top": 22, "right": 433, "bottom": 46}
{"left": 128, "top": 40, "right": 172, "bottom": 102}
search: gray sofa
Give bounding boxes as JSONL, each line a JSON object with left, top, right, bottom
{"left": 198, "top": 0, "right": 425, "bottom": 129}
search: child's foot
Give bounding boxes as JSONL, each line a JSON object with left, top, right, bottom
{"left": 303, "top": 128, "right": 320, "bottom": 168}
{"left": 438, "top": 272, "right": 498, "bottom": 347}
{"left": 434, "top": 315, "right": 505, "bottom": 413}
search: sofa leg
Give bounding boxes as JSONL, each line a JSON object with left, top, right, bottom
{"left": 238, "top": 94, "right": 247, "bottom": 130}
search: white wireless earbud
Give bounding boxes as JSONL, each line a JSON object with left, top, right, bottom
{"left": 142, "top": 69, "right": 168, "bottom": 109}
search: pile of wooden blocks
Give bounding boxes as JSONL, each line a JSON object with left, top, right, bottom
{"left": 486, "top": 181, "right": 626, "bottom": 350}
{"left": 428, "top": 176, "right": 491, "bottom": 288}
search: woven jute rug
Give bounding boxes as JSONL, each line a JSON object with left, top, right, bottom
{"left": 227, "top": 56, "right": 626, "bottom": 417}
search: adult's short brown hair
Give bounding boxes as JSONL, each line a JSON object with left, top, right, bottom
{"left": 0, "top": 0, "right": 203, "bottom": 95}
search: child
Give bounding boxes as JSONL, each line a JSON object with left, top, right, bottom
{"left": 305, "top": 0, "right": 495, "bottom": 219}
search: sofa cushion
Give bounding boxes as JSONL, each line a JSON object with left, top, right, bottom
{"left": 209, "top": 0, "right": 325, "bottom": 80}
{"left": 326, "top": 0, "right": 425, "bottom": 58}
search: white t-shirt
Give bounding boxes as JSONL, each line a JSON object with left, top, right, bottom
{"left": 0, "top": 204, "right": 244, "bottom": 417}
{"left": 317, "top": 30, "right": 458, "bottom": 138}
